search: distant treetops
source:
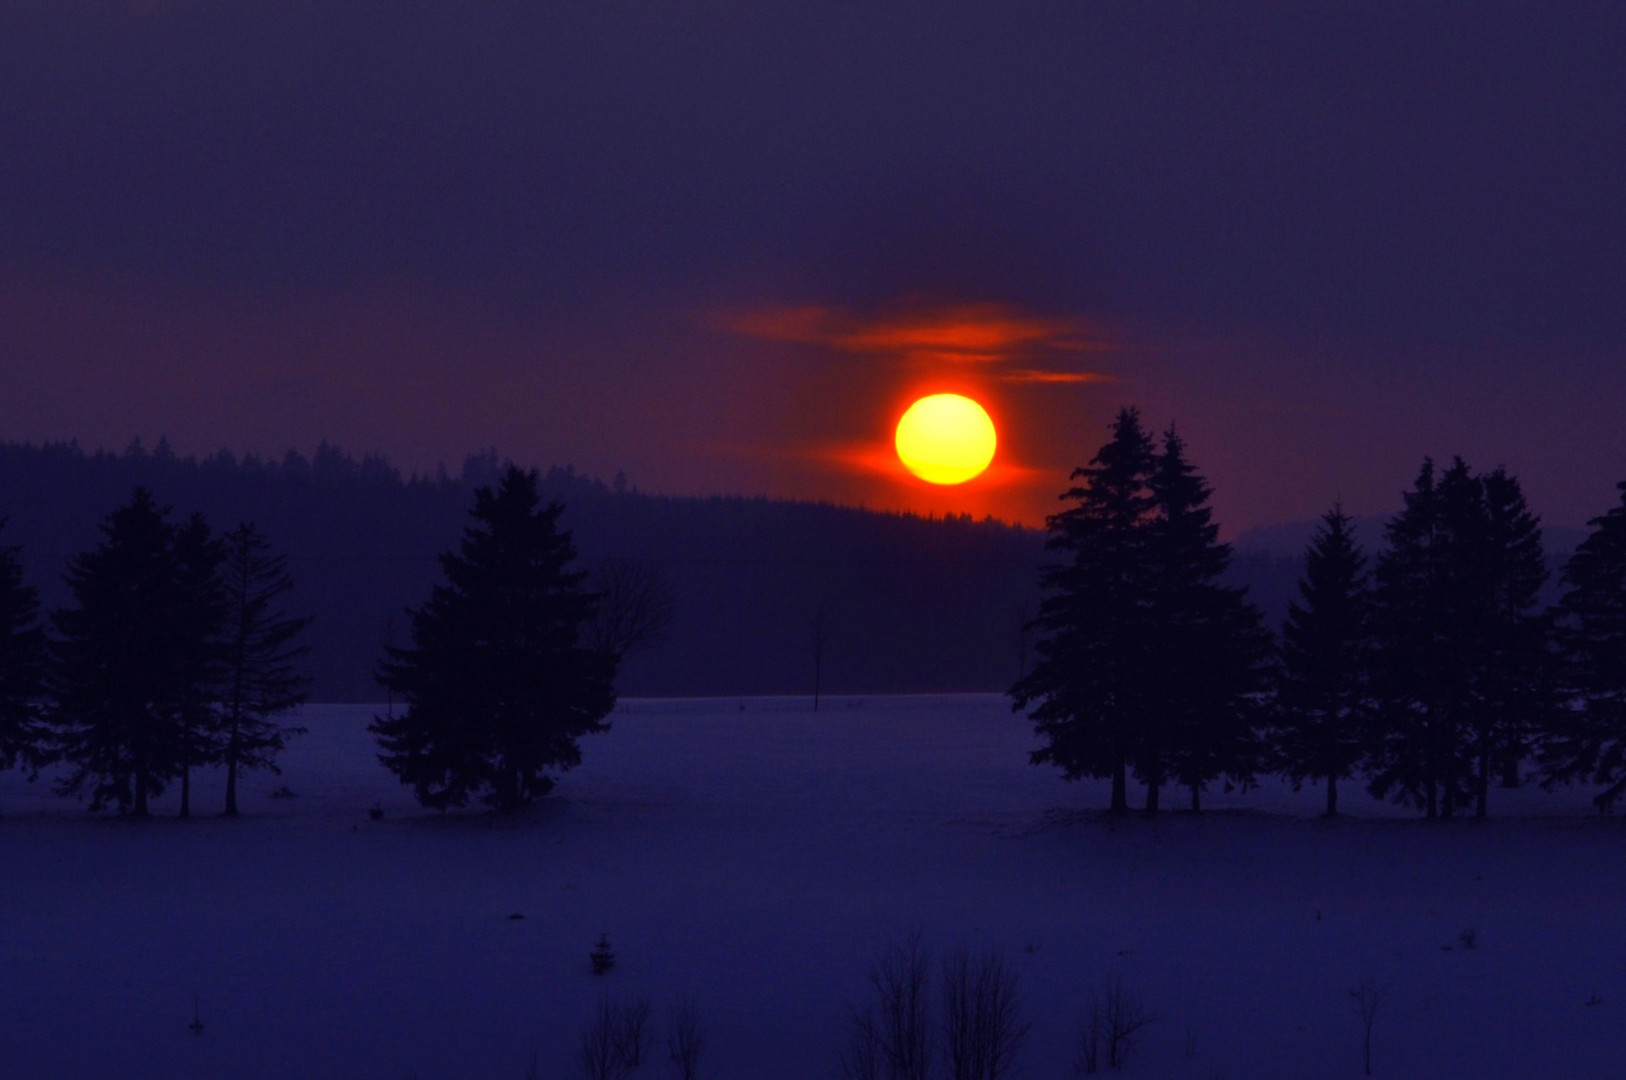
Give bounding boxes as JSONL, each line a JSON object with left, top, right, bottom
{"left": 1013, "top": 405, "right": 1626, "bottom": 819}
{"left": 0, "top": 490, "right": 312, "bottom": 817}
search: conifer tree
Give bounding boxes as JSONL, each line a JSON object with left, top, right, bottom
{"left": 170, "top": 513, "right": 226, "bottom": 819}
{"left": 0, "top": 522, "right": 46, "bottom": 785}
{"left": 1367, "top": 458, "right": 1486, "bottom": 818}
{"left": 1471, "top": 468, "right": 1552, "bottom": 815}
{"left": 48, "top": 489, "right": 216, "bottom": 815}
{"left": 1273, "top": 506, "right": 1369, "bottom": 816}
{"left": 218, "top": 522, "right": 313, "bottom": 817}
{"left": 1145, "top": 427, "right": 1270, "bottom": 812}
{"left": 1011, "top": 407, "right": 1158, "bottom": 815}
{"left": 371, "top": 466, "right": 615, "bottom": 811}
{"left": 1543, "top": 481, "right": 1626, "bottom": 811}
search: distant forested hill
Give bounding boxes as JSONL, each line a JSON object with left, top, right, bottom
{"left": 0, "top": 440, "right": 1301, "bottom": 700}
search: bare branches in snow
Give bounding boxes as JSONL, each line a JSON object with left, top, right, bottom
{"left": 1349, "top": 978, "right": 1384, "bottom": 1077}
{"left": 667, "top": 996, "right": 707, "bottom": 1080}
{"left": 1076, "top": 972, "right": 1153, "bottom": 1074}
{"left": 842, "top": 934, "right": 934, "bottom": 1080}
{"left": 941, "top": 948, "right": 1031, "bottom": 1080}
{"left": 579, "top": 997, "right": 653, "bottom": 1080}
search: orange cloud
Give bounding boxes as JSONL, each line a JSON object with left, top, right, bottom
{"left": 722, "top": 301, "right": 1113, "bottom": 381}
{"left": 999, "top": 369, "right": 1117, "bottom": 384}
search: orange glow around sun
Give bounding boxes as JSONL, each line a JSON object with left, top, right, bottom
{"left": 894, "top": 394, "right": 997, "bottom": 485}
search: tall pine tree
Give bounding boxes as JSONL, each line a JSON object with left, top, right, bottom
{"left": 1273, "top": 506, "right": 1369, "bottom": 816}
{"left": 1012, "top": 407, "right": 1158, "bottom": 815}
{"left": 1145, "top": 427, "right": 1269, "bottom": 813}
{"left": 371, "top": 466, "right": 616, "bottom": 811}
{"left": 0, "top": 521, "right": 45, "bottom": 788}
{"left": 1543, "top": 481, "right": 1626, "bottom": 811}
{"left": 218, "top": 522, "right": 313, "bottom": 817}
{"left": 48, "top": 490, "right": 218, "bottom": 816}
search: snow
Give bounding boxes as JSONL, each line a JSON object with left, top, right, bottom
{"left": 1, "top": 694, "right": 1622, "bottom": 1079}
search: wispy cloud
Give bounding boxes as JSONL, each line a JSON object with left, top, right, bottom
{"left": 722, "top": 301, "right": 1113, "bottom": 384}
{"left": 1000, "top": 369, "right": 1117, "bottom": 384}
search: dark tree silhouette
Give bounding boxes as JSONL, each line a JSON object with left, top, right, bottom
{"left": 1273, "top": 506, "right": 1370, "bottom": 816}
{"left": 810, "top": 606, "right": 829, "bottom": 712}
{"left": 1012, "top": 407, "right": 1158, "bottom": 815}
{"left": 1543, "top": 481, "right": 1626, "bottom": 811}
{"left": 218, "top": 522, "right": 313, "bottom": 817}
{"left": 0, "top": 521, "right": 45, "bottom": 786}
{"left": 371, "top": 467, "right": 615, "bottom": 811}
{"left": 171, "top": 513, "right": 226, "bottom": 819}
{"left": 1146, "top": 426, "right": 1270, "bottom": 812}
{"left": 1471, "top": 468, "right": 1553, "bottom": 815}
{"left": 1368, "top": 458, "right": 1492, "bottom": 818}
{"left": 585, "top": 557, "right": 676, "bottom": 662}
{"left": 47, "top": 490, "right": 216, "bottom": 815}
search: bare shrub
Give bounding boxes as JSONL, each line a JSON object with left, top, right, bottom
{"left": 1349, "top": 978, "right": 1384, "bottom": 1077}
{"left": 581, "top": 999, "right": 625, "bottom": 1080}
{"left": 616, "top": 998, "right": 654, "bottom": 1071}
{"left": 843, "top": 935, "right": 933, "bottom": 1080}
{"left": 1457, "top": 926, "right": 1478, "bottom": 950}
{"left": 839, "top": 1005, "right": 884, "bottom": 1080}
{"left": 941, "top": 949, "right": 1032, "bottom": 1080}
{"left": 588, "top": 557, "right": 676, "bottom": 660}
{"left": 667, "top": 996, "right": 706, "bottom": 1080}
{"left": 1075, "top": 972, "right": 1152, "bottom": 1073}
{"left": 580, "top": 997, "right": 654, "bottom": 1080}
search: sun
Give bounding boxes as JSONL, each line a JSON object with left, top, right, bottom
{"left": 894, "top": 393, "right": 997, "bottom": 485}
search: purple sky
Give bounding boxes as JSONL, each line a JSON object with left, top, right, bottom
{"left": 2, "top": 1, "right": 1623, "bottom": 532}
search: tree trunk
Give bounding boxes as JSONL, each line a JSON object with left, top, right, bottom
{"left": 179, "top": 766, "right": 191, "bottom": 819}
{"left": 1475, "top": 748, "right": 1490, "bottom": 819}
{"left": 1109, "top": 758, "right": 1128, "bottom": 814}
{"left": 1189, "top": 782, "right": 1200, "bottom": 812}
{"left": 1326, "top": 772, "right": 1339, "bottom": 817}
{"left": 1425, "top": 775, "right": 1438, "bottom": 819}
{"left": 1144, "top": 778, "right": 1159, "bottom": 814}
{"left": 1500, "top": 752, "right": 1522, "bottom": 788}
{"left": 133, "top": 773, "right": 149, "bottom": 818}
{"left": 223, "top": 743, "right": 239, "bottom": 817}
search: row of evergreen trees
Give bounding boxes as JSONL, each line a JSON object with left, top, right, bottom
{"left": 0, "top": 466, "right": 637, "bottom": 819}
{"left": 1014, "top": 407, "right": 1626, "bottom": 819}
{"left": 0, "top": 490, "right": 311, "bottom": 816}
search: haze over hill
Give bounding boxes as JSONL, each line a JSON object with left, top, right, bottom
{"left": 0, "top": 441, "right": 1319, "bottom": 702}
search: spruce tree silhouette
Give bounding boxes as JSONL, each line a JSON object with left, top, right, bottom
{"left": 48, "top": 489, "right": 218, "bottom": 816}
{"left": 1146, "top": 426, "right": 1270, "bottom": 813}
{"left": 1368, "top": 458, "right": 1499, "bottom": 818}
{"left": 171, "top": 513, "right": 226, "bottom": 819}
{"left": 1274, "top": 506, "right": 1370, "bottom": 817}
{"left": 1472, "top": 468, "right": 1553, "bottom": 815}
{"left": 218, "top": 522, "right": 313, "bottom": 817}
{"left": 0, "top": 520, "right": 46, "bottom": 791}
{"left": 1544, "top": 481, "right": 1626, "bottom": 812}
{"left": 1011, "top": 407, "right": 1159, "bottom": 815}
{"left": 371, "top": 466, "right": 615, "bottom": 811}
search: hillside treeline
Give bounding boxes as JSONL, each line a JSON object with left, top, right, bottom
{"left": 0, "top": 439, "right": 1087, "bottom": 698}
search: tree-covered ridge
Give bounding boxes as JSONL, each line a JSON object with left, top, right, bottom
{"left": 0, "top": 439, "right": 1063, "bottom": 699}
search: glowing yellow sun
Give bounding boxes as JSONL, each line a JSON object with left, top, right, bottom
{"left": 894, "top": 393, "right": 997, "bottom": 485}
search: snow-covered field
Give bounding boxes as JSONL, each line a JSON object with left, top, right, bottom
{"left": 1, "top": 695, "right": 1622, "bottom": 1079}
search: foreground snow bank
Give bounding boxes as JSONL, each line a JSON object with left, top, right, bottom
{"left": 0, "top": 696, "right": 1620, "bottom": 1079}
